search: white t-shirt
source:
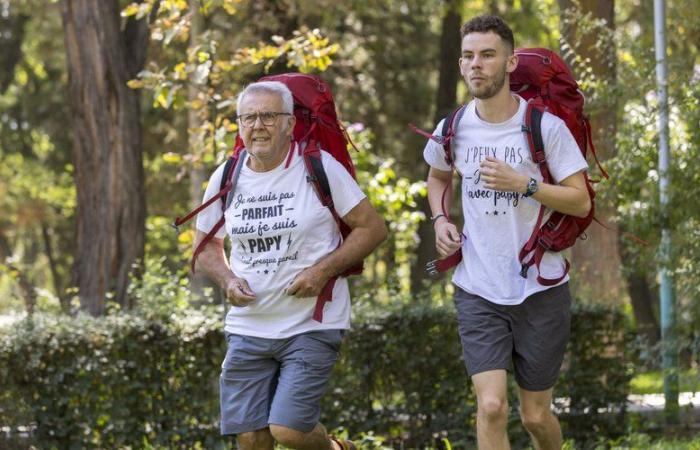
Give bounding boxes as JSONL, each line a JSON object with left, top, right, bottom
{"left": 423, "top": 95, "right": 588, "bottom": 305}
{"left": 196, "top": 144, "right": 366, "bottom": 338}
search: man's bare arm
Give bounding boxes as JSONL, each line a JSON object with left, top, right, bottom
{"left": 193, "top": 232, "right": 256, "bottom": 306}
{"left": 285, "top": 199, "right": 388, "bottom": 297}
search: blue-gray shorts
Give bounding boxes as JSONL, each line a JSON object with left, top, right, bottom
{"left": 220, "top": 329, "right": 342, "bottom": 435}
{"left": 454, "top": 283, "right": 571, "bottom": 391}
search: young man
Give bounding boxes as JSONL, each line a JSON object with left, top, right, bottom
{"left": 195, "top": 81, "right": 387, "bottom": 450}
{"left": 423, "top": 15, "right": 590, "bottom": 450}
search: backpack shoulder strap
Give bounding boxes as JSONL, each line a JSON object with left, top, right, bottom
{"left": 523, "top": 102, "right": 552, "bottom": 183}
{"left": 300, "top": 140, "right": 359, "bottom": 323}
{"left": 190, "top": 151, "right": 246, "bottom": 273}
{"left": 420, "top": 105, "right": 468, "bottom": 277}
{"left": 302, "top": 141, "right": 337, "bottom": 218}
{"left": 519, "top": 103, "right": 570, "bottom": 282}
{"left": 220, "top": 158, "right": 234, "bottom": 194}
{"left": 222, "top": 150, "right": 247, "bottom": 212}
{"left": 441, "top": 105, "right": 467, "bottom": 167}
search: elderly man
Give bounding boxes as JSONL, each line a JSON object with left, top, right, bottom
{"left": 195, "top": 81, "right": 386, "bottom": 450}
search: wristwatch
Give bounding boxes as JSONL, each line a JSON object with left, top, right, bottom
{"left": 523, "top": 177, "right": 538, "bottom": 197}
{"left": 430, "top": 213, "right": 447, "bottom": 224}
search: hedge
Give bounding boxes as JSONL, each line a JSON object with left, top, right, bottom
{"left": 0, "top": 302, "right": 633, "bottom": 449}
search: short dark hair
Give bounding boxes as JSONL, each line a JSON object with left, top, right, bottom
{"left": 460, "top": 15, "right": 515, "bottom": 53}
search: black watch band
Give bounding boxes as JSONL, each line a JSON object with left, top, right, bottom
{"left": 430, "top": 213, "right": 446, "bottom": 223}
{"left": 523, "top": 177, "right": 538, "bottom": 198}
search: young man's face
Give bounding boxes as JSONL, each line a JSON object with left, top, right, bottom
{"left": 459, "top": 31, "right": 517, "bottom": 100}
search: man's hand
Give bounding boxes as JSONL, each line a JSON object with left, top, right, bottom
{"left": 480, "top": 156, "right": 528, "bottom": 193}
{"left": 434, "top": 218, "right": 462, "bottom": 257}
{"left": 285, "top": 266, "right": 330, "bottom": 298}
{"left": 223, "top": 277, "right": 256, "bottom": 307}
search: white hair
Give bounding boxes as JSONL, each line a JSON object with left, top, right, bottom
{"left": 236, "top": 81, "right": 294, "bottom": 115}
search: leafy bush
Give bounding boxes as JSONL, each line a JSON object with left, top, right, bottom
{"left": 323, "top": 303, "right": 476, "bottom": 449}
{"left": 0, "top": 301, "right": 633, "bottom": 449}
{"left": 0, "top": 312, "right": 224, "bottom": 449}
{"left": 556, "top": 302, "right": 636, "bottom": 442}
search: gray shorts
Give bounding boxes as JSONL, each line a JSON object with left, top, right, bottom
{"left": 220, "top": 329, "right": 342, "bottom": 435}
{"left": 454, "top": 283, "right": 571, "bottom": 391}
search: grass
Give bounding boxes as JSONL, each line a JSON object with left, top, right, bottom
{"left": 630, "top": 370, "right": 700, "bottom": 395}
{"left": 597, "top": 433, "right": 700, "bottom": 450}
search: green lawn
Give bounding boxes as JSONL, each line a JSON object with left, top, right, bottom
{"left": 630, "top": 370, "right": 700, "bottom": 395}
{"left": 588, "top": 434, "right": 700, "bottom": 450}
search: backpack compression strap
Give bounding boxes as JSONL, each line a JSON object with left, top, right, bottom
{"left": 518, "top": 102, "right": 569, "bottom": 285}
{"left": 583, "top": 117, "right": 609, "bottom": 180}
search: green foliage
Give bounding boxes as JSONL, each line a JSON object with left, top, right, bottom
{"left": 128, "top": 256, "right": 195, "bottom": 317}
{"left": 123, "top": 1, "right": 340, "bottom": 168}
{"left": 599, "top": 433, "right": 700, "bottom": 450}
{"left": 629, "top": 369, "right": 700, "bottom": 396}
{"left": 0, "top": 0, "right": 74, "bottom": 310}
{"left": 348, "top": 125, "right": 427, "bottom": 297}
{"left": 0, "top": 312, "right": 224, "bottom": 449}
{"left": 0, "top": 295, "right": 634, "bottom": 449}
{"left": 612, "top": 0, "right": 700, "bottom": 369}
{"left": 323, "top": 301, "right": 476, "bottom": 448}
{"left": 556, "top": 302, "right": 636, "bottom": 442}
{"left": 326, "top": 300, "right": 635, "bottom": 448}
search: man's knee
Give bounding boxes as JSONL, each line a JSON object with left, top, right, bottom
{"left": 520, "top": 407, "right": 551, "bottom": 434}
{"left": 478, "top": 396, "right": 508, "bottom": 423}
{"left": 237, "top": 428, "right": 273, "bottom": 450}
{"left": 269, "top": 424, "right": 315, "bottom": 448}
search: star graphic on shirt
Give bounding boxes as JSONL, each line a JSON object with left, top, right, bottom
{"left": 264, "top": 269, "right": 269, "bottom": 274}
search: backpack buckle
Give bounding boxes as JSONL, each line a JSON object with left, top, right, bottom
{"left": 432, "top": 135, "right": 446, "bottom": 145}
{"left": 171, "top": 222, "right": 180, "bottom": 233}
{"left": 306, "top": 175, "right": 317, "bottom": 183}
{"left": 426, "top": 260, "right": 439, "bottom": 276}
{"left": 519, "top": 263, "right": 529, "bottom": 278}
{"left": 538, "top": 235, "right": 552, "bottom": 250}
{"left": 521, "top": 124, "right": 531, "bottom": 133}
{"left": 534, "top": 150, "right": 546, "bottom": 164}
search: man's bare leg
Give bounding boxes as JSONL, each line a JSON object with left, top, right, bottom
{"left": 518, "top": 387, "right": 562, "bottom": 450}
{"left": 269, "top": 423, "right": 340, "bottom": 450}
{"left": 237, "top": 428, "right": 275, "bottom": 450}
{"left": 472, "top": 370, "right": 511, "bottom": 450}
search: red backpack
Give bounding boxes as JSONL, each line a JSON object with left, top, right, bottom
{"left": 415, "top": 48, "right": 607, "bottom": 285}
{"left": 174, "top": 73, "right": 361, "bottom": 321}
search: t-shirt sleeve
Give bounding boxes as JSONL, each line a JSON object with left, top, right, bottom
{"left": 320, "top": 151, "right": 367, "bottom": 218}
{"left": 422, "top": 119, "right": 452, "bottom": 171}
{"left": 195, "top": 161, "right": 228, "bottom": 239}
{"left": 542, "top": 114, "right": 589, "bottom": 184}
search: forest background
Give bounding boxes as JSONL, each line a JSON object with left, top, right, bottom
{"left": 1, "top": 0, "right": 699, "bottom": 449}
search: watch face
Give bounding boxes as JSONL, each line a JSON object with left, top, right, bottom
{"left": 525, "top": 178, "right": 538, "bottom": 197}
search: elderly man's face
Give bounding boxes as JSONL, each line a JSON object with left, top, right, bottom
{"left": 238, "top": 91, "right": 295, "bottom": 171}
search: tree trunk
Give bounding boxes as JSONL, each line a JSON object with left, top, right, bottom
{"left": 559, "top": 0, "right": 623, "bottom": 305}
{"left": 0, "top": 8, "right": 29, "bottom": 94}
{"left": 618, "top": 228, "right": 660, "bottom": 345}
{"left": 41, "top": 222, "right": 69, "bottom": 313}
{"left": 411, "top": 0, "right": 461, "bottom": 293}
{"left": 61, "top": 0, "right": 150, "bottom": 315}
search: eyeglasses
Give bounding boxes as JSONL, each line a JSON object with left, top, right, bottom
{"left": 237, "top": 112, "right": 292, "bottom": 128}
